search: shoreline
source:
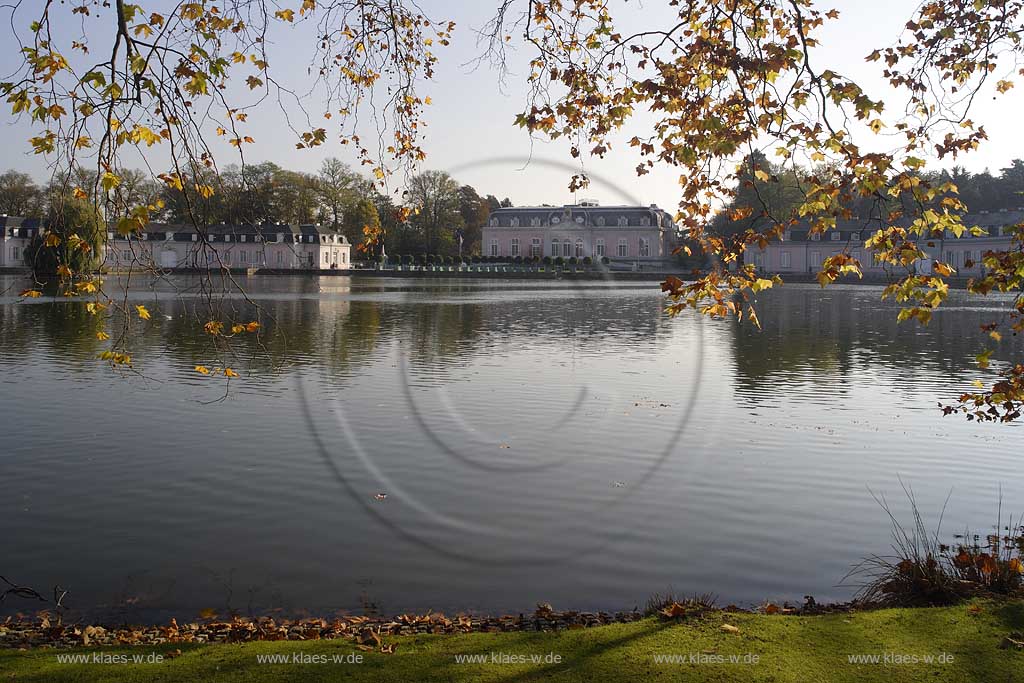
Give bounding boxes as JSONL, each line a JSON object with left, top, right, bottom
{"left": 1, "top": 265, "right": 978, "bottom": 287}
{"left": 0, "top": 597, "right": 876, "bottom": 650}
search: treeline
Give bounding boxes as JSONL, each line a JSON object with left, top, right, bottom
{"left": 0, "top": 162, "right": 512, "bottom": 257}
{"left": 713, "top": 152, "right": 1024, "bottom": 237}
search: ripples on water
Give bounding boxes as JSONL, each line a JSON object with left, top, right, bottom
{"left": 0, "top": 274, "right": 1021, "bottom": 622}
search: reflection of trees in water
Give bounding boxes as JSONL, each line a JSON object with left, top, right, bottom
{"left": 0, "top": 279, "right": 673, "bottom": 382}
{"left": 2, "top": 300, "right": 108, "bottom": 372}
{"left": 728, "top": 287, "right": 1024, "bottom": 392}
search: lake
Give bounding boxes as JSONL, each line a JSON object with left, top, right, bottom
{"left": 1, "top": 273, "right": 1022, "bottom": 623}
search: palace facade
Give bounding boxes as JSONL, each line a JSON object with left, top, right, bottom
{"left": 751, "top": 210, "right": 1023, "bottom": 276}
{"left": 480, "top": 201, "right": 678, "bottom": 266}
{"left": 0, "top": 217, "right": 351, "bottom": 271}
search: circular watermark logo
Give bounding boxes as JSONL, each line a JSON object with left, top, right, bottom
{"left": 298, "top": 156, "right": 707, "bottom": 566}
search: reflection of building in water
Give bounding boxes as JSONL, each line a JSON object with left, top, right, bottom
{"left": 318, "top": 284, "right": 352, "bottom": 295}
{"left": 0, "top": 216, "right": 350, "bottom": 271}
{"left": 750, "top": 210, "right": 1022, "bottom": 275}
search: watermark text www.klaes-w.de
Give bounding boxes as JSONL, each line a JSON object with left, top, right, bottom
{"left": 454, "top": 652, "right": 562, "bottom": 665}
{"left": 652, "top": 652, "right": 760, "bottom": 665}
{"left": 55, "top": 652, "right": 167, "bottom": 665}
{"left": 847, "top": 652, "right": 955, "bottom": 665}
{"left": 254, "top": 652, "right": 364, "bottom": 665}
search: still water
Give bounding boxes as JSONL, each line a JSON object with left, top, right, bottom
{"left": 1, "top": 274, "right": 1021, "bottom": 622}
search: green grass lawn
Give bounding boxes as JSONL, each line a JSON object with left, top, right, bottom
{"left": 3, "top": 601, "right": 1023, "bottom": 682}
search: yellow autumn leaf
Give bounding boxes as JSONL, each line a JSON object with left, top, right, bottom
{"left": 275, "top": 8, "right": 295, "bottom": 21}
{"left": 20, "top": 289, "right": 42, "bottom": 298}
{"left": 136, "top": 305, "right": 151, "bottom": 320}
{"left": 245, "top": 321, "right": 260, "bottom": 333}
{"left": 100, "top": 171, "right": 120, "bottom": 191}
{"left": 231, "top": 324, "right": 245, "bottom": 334}
{"left": 73, "top": 187, "right": 88, "bottom": 200}
{"left": 194, "top": 365, "right": 211, "bottom": 375}
{"left": 96, "top": 331, "right": 110, "bottom": 341}
{"left": 753, "top": 169, "right": 769, "bottom": 182}
{"left": 44, "top": 232, "right": 61, "bottom": 247}
{"left": 204, "top": 320, "right": 223, "bottom": 335}
{"left": 224, "top": 368, "right": 240, "bottom": 378}
{"left": 56, "top": 264, "right": 72, "bottom": 277}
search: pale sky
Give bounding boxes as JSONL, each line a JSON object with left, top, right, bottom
{"left": 1, "top": 0, "right": 1021, "bottom": 210}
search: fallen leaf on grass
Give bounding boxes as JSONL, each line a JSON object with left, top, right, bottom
{"left": 720, "top": 624, "right": 740, "bottom": 634}
{"left": 659, "top": 603, "right": 688, "bottom": 619}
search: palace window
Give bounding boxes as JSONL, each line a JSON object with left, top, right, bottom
{"left": 530, "top": 237, "right": 541, "bottom": 257}
{"left": 639, "top": 237, "right": 650, "bottom": 257}
{"left": 324, "top": 252, "right": 329, "bottom": 263}
{"left": 617, "top": 239, "right": 628, "bottom": 257}
{"left": 810, "top": 232, "right": 821, "bottom": 241}
{"left": 596, "top": 216, "right": 605, "bottom": 226}
{"left": 575, "top": 216, "right": 584, "bottom": 224}
{"left": 551, "top": 238, "right": 560, "bottom": 256}
{"left": 240, "top": 250, "right": 248, "bottom": 264}
{"left": 830, "top": 232, "right": 841, "bottom": 241}
{"left": 277, "top": 251, "right": 283, "bottom": 265}
{"left": 780, "top": 251, "right": 791, "bottom": 268}
{"left": 552, "top": 216, "right": 561, "bottom": 224}
{"left": 640, "top": 216, "right": 650, "bottom": 226}
{"left": 617, "top": 216, "right": 628, "bottom": 226}
{"left": 490, "top": 217, "right": 498, "bottom": 227}
{"left": 562, "top": 241, "right": 572, "bottom": 257}
{"left": 11, "top": 246, "right": 19, "bottom": 260}
{"left": 511, "top": 217, "right": 520, "bottom": 227}
{"left": 595, "top": 239, "right": 605, "bottom": 257}
{"left": 489, "top": 239, "right": 499, "bottom": 256}
{"left": 530, "top": 217, "right": 541, "bottom": 227}
{"left": 575, "top": 239, "right": 584, "bottom": 257}
{"left": 123, "top": 250, "right": 130, "bottom": 260}
{"left": 510, "top": 238, "right": 520, "bottom": 257}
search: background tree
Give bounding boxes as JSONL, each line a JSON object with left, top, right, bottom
{"left": 343, "top": 198, "right": 382, "bottom": 249}
{"left": 457, "top": 185, "right": 489, "bottom": 254}
{"left": 317, "top": 158, "right": 361, "bottom": 232}
{"left": 274, "top": 169, "right": 321, "bottom": 225}
{"left": 407, "top": 171, "right": 464, "bottom": 255}
{"left": 0, "top": 171, "right": 43, "bottom": 217}
{"left": 23, "top": 198, "right": 104, "bottom": 277}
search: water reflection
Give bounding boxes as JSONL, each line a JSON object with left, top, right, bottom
{"left": 0, "top": 275, "right": 1021, "bottom": 623}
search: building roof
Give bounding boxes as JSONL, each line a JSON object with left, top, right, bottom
{"left": 783, "top": 211, "right": 1023, "bottom": 241}
{"left": 486, "top": 203, "right": 676, "bottom": 229}
{"left": 1, "top": 216, "right": 347, "bottom": 243}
